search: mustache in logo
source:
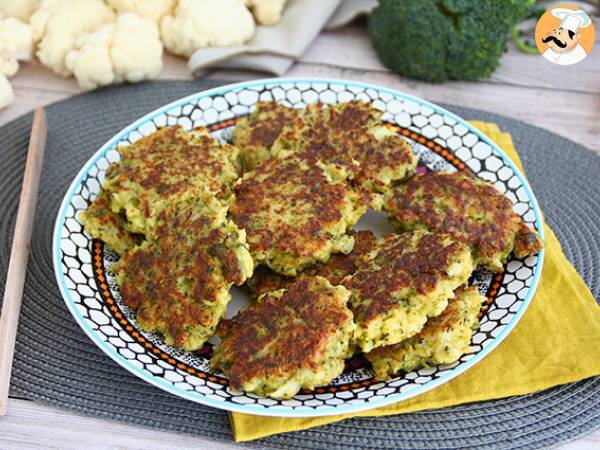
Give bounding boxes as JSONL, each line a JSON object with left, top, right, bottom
{"left": 542, "top": 35, "right": 567, "bottom": 48}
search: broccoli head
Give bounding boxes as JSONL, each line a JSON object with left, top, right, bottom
{"left": 368, "top": 0, "right": 534, "bottom": 82}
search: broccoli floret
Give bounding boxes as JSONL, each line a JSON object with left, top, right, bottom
{"left": 368, "top": 0, "right": 534, "bottom": 82}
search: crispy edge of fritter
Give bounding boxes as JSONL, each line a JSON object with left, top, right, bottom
{"left": 366, "top": 285, "right": 483, "bottom": 380}
{"left": 348, "top": 230, "right": 475, "bottom": 353}
{"left": 80, "top": 190, "right": 140, "bottom": 255}
{"left": 514, "top": 220, "right": 543, "bottom": 258}
{"left": 210, "top": 276, "right": 355, "bottom": 399}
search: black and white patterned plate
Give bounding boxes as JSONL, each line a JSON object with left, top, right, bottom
{"left": 53, "top": 78, "right": 545, "bottom": 417}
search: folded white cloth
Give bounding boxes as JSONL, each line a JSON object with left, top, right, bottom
{"left": 188, "top": 0, "right": 377, "bottom": 76}
{"left": 325, "top": 0, "right": 377, "bottom": 30}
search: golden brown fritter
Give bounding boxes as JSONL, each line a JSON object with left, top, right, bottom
{"left": 232, "top": 101, "right": 302, "bottom": 171}
{"left": 233, "top": 100, "right": 417, "bottom": 190}
{"left": 117, "top": 188, "right": 253, "bottom": 351}
{"left": 245, "top": 230, "right": 377, "bottom": 299}
{"left": 272, "top": 100, "right": 417, "bottom": 191}
{"left": 366, "top": 285, "right": 483, "bottom": 380}
{"left": 229, "top": 153, "right": 373, "bottom": 276}
{"left": 80, "top": 190, "right": 141, "bottom": 255}
{"left": 346, "top": 230, "right": 474, "bottom": 352}
{"left": 355, "top": 133, "right": 418, "bottom": 192}
{"left": 210, "top": 276, "right": 355, "bottom": 399}
{"left": 384, "top": 171, "right": 542, "bottom": 272}
{"left": 103, "top": 126, "right": 240, "bottom": 235}
{"left": 272, "top": 101, "right": 418, "bottom": 191}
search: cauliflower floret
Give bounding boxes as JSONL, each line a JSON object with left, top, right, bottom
{"left": 30, "top": 0, "right": 115, "bottom": 76}
{"left": 0, "top": 15, "right": 34, "bottom": 77}
{"left": 0, "top": 0, "right": 40, "bottom": 22}
{"left": 65, "top": 12, "right": 162, "bottom": 90}
{"left": 105, "top": 0, "right": 176, "bottom": 24}
{"left": 160, "top": 0, "right": 255, "bottom": 57}
{"left": 0, "top": 73, "right": 14, "bottom": 109}
{"left": 245, "top": 0, "right": 286, "bottom": 25}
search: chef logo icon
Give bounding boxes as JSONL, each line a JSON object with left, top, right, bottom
{"left": 535, "top": 5, "right": 595, "bottom": 65}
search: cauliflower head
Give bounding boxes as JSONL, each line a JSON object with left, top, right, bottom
{"left": 105, "top": 0, "right": 176, "bottom": 24}
{"left": 0, "top": 15, "right": 34, "bottom": 77}
{"left": 65, "top": 12, "right": 163, "bottom": 90}
{"left": 245, "top": 0, "right": 286, "bottom": 25}
{"left": 160, "top": 0, "right": 255, "bottom": 57}
{"left": 30, "top": 0, "right": 115, "bottom": 77}
{"left": 0, "top": 73, "right": 15, "bottom": 110}
{"left": 0, "top": 0, "right": 40, "bottom": 22}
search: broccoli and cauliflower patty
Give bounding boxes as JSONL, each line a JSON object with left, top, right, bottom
{"left": 347, "top": 229, "right": 474, "bottom": 353}
{"left": 232, "top": 100, "right": 302, "bottom": 171}
{"left": 384, "top": 171, "right": 542, "bottom": 272}
{"left": 117, "top": 188, "right": 253, "bottom": 351}
{"left": 232, "top": 100, "right": 417, "bottom": 192}
{"left": 244, "top": 230, "right": 376, "bottom": 299}
{"left": 210, "top": 276, "right": 355, "bottom": 399}
{"left": 229, "top": 153, "right": 373, "bottom": 276}
{"left": 366, "top": 285, "right": 484, "bottom": 379}
{"left": 102, "top": 125, "right": 240, "bottom": 236}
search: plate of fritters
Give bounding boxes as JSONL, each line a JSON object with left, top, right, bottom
{"left": 54, "top": 78, "right": 544, "bottom": 417}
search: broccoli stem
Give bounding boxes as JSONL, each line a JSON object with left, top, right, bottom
{"left": 511, "top": 26, "right": 539, "bottom": 54}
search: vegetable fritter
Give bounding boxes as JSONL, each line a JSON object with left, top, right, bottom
{"left": 384, "top": 171, "right": 542, "bottom": 272}
{"left": 245, "top": 230, "right": 377, "bottom": 299}
{"left": 232, "top": 101, "right": 302, "bottom": 171}
{"left": 229, "top": 153, "right": 372, "bottom": 276}
{"left": 366, "top": 285, "right": 483, "bottom": 379}
{"left": 103, "top": 126, "right": 240, "bottom": 235}
{"left": 81, "top": 190, "right": 140, "bottom": 255}
{"left": 117, "top": 188, "right": 253, "bottom": 351}
{"left": 211, "top": 276, "right": 355, "bottom": 399}
{"left": 232, "top": 100, "right": 417, "bottom": 191}
{"left": 273, "top": 100, "right": 417, "bottom": 191}
{"left": 347, "top": 230, "right": 474, "bottom": 352}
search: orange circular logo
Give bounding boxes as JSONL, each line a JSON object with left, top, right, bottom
{"left": 535, "top": 5, "right": 595, "bottom": 65}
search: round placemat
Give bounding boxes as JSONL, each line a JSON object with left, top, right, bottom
{"left": 1, "top": 80, "right": 598, "bottom": 449}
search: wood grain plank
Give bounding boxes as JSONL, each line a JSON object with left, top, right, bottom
{"left": 0, "top": 398, "right": 598, "bottom": 449}
{"left": 8, "top": 53, "right": 191, "bottom": 95}
{"left": 8, "top": 61, "right": 80, "bottom": 94}
{"left": 0, "top": 399, "right": 237, "bottom": 450}
{"left": 0, "top": 87, "right": 71, "bottom": 125}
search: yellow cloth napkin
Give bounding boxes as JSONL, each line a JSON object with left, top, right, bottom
{"left": 230, "top": 122, "right": 600, "bottom": 442}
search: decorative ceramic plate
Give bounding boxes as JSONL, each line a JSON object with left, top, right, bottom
{"left": 53, "top": 78, "right": 545, "bottom": 417}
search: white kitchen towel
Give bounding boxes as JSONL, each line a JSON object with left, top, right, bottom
{"left": 188, "top": 0, "right": 377, "bottom": 76}
{"left": 325, "top": 0, "right": 377, "bottom": 29}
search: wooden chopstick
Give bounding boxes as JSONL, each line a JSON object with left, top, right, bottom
{"left": 0, "top": 108, "right": 47, "bottom": 416}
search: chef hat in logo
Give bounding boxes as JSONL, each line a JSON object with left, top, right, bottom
{"left": 551, "top": 8, "right": 592, "bottom": 33}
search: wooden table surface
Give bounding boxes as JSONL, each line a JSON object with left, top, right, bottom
{"left": 1, "top": 23, "right": 599, "bottom": 449}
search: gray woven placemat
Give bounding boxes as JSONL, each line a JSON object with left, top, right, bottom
{"left": 1, "top": 80, "right": 599, "bottom": 450}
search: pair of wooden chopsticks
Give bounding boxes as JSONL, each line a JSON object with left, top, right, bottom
{"left": 0, "top": 108, "right": 47, "bottom": 416}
